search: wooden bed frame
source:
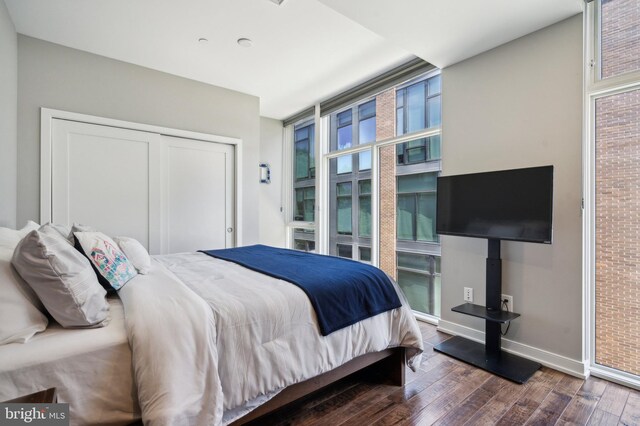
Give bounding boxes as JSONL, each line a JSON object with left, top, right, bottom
{"left": 230, "top": 347, "right": 406, "bottom": 425}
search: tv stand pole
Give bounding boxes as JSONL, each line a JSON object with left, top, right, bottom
{"left": 434, "top": 239, "right": 541, "bottom": 384}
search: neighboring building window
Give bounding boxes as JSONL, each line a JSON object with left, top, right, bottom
{"left": 396, "top": 135, "right": 441, "bottom": 165}
{"left": 336, "top": 110, "right": 352, "bottom": 174}
{"left": 328, "top": 99, "right": 376, "bottom": 261}
{"left": 293, "top": 228, "right": 315, "bottom": 252}
{"left": 600, "top": 0, "right": 640, "bottom": 79}
{"left": 359, "top": 246, "right": 372, "bottom": 262}
{"left": 396, "top": 252, "right": 441, "bottom": 317}
{"left": 337, "top": 244, "right": 353, "bottom": 258}
{"left": 292, "top": 120, "right": 316, "bottom": 239}
{"left": 336, "top": 182, "right": 352, "bottom": 235}
{"left": 358, "top": 180, "right": 371, "bottom": 238}
{"left": 397, "top": 172, "right": 438, "bottom": 242}
{"left": 396, "top": 74, "right": 441, "bottom": 136}
{"left": 294, "top": 186, "right": 315, "bottom": 221}
{"left": 295, "top": 123, "right": 315, "bottom": 181}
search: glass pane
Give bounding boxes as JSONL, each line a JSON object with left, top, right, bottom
{"left": 407, "top": 146, "right": 426, "bottom": 164}
{"left": 397, "top": 172, "right": 437, "bottom": 193}
{"left": 407, "top": 139, "right": 426, "bottom": 149}
{"left": 309, "top": 128, "right": 315, "bottom": 178}
{"left": 294, "top": 188, "right": 303, "bottom": 221}
{"left": 600, "top": 0, "right": 640, "bottom": 79}
{"left": 428, "top": 74, "right": 441, "bottom": 96}
{"left": 359, "top": 117, "right": 376, "bottom": 144}
{"left": 429, "top": 135, "right": 441, "bottom": 160}
{"left": 337, "top": 244, "right": 352, "bottom": 258}
{"left": 397, "top": 194, "right": 415, "bottom": 240}
{"left": 337, "top": 182, "right": 352, "bottom": 235}
{"left": 406, "top": 82, "right": 426, "bottom": 133}
{"left": 359, "top": 246, "right": 371, "bottom": 262}
{"left": 417, "top": 193, "right": 437, "bottom": 242}
{"left": 428, "top": 96, "right": 442, "bottom": 128}
{"left": 359, "top": 194, "right": 371, "bottom": 237}
{"left": 337, "top": 154, "right": 352, "bottom": 174}
{"left": 397, "top": 269, "right": 436, "bottom": 315}
{"left": 337, "top": 125, "right": 352, "bottom": 150}
{"left": 595, "top": 88, "right": 640, "bottom": 376}
{"left": 396, "top": 107, "right": 404, "bottom": 136}
{"left": 397, "top": 252, "right": 429, "bottom": 270}
{"left": 359, "top": 100, "right": 376, "bottom": 119}
{"left": 337, "top": 109, "right": 352, "bottom": 127}
{"left": 294, "top": 187, "right": 315, "bottom": 221}
{"left": 295, "top": 141, "right": 309, "bottom": 180}
{"left": 359, "top": 179, "right": 371, "bottom": 195}
{"left": 337, "top": 182, "right": 352, "bottom": 196}
{"left": 295, "top": 127, "right": 308, "bottom": 141}
{"left": 359, "top": 150, "right": 371, "bottom": 171}
{"left": 337, "top": 199, "right": 352, "bottom": 235}
{"left": 293, "top": 228, "right": 315, "bottom": 253}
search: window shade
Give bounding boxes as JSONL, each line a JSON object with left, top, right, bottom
{"left": 282, "top": 57, "right": 435, "bottom": 125}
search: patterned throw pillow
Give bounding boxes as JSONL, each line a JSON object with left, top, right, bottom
{"left": 74, "top": 232, "right": 138, "bottom": 291}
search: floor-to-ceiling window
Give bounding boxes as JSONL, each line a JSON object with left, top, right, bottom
{"left": 378, "top": 74, "right": 442, "bottom": 319}
{"left": 328, "top": 99, "right": 374, "bottom": 261}
{"left": 283, "top": 63, "right": 441, "bottom": 321}
{"left": 290, "top": 119, "right": 316, "bottom": 252}
{"left": 587, "top": 0, "right": 640, "bottom": 388}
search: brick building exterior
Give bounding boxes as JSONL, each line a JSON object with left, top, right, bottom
{"left": 595, "top": 89, "right": 640, "bottom": 376}
{"left": 376, "top": 89, "right": 397, "bottom": 279}
{"left": 595, "top": 0, "right": 640, "bottom": 376}
{"left": 601, "top": 0, "right": 640, "bottom": 79}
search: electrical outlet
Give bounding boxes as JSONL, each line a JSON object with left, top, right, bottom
{"left": 464, "top": 287, "right": 473, "bottom": 303}
{"left": 501, "top": 294, "right": 514, "bottom": 312}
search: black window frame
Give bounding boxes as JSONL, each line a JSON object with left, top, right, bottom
{"left": 396, "top": 74, "right": 441, "bottom": 137}
{"left": 396, "top": 172, "right": 439, "bottom": 243}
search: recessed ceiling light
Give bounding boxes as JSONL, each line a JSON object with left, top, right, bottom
{"left": 237, "top": 38, "right": 253, "bottom": 48}
{"left": 198, "top": 38, "right": 208, "bottom": 43}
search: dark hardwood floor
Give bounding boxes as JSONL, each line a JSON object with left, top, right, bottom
{"left": 250, "top": 322, "right": 640, "bottom": 426}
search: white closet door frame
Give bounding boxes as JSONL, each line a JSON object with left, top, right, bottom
{"left": 40, "top": 107, "right": 244, "bottom": 246}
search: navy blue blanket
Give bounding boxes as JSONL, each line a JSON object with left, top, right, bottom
{"left": 199, "top": 245, "right": 401, "bottom": 336}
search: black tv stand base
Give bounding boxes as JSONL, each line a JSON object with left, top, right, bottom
{"left": 434, "top": 336, "right": 541, "bottom": 384}
{"left": 435, "top": 239, "right": 541, "bottom": 384}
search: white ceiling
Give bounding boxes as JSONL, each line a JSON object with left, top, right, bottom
{"left": 318, "top": 0, "right": 583, "bottom": 69}
{"left": 5, "top": 0, "right": 582, "bottom": 120}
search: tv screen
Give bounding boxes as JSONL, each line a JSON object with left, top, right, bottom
{"left": 436, "top": 166, "right": 553, "bottom": 243}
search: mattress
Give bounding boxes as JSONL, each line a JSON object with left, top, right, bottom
{"left": 0, "top": 297, "right": 141, "bottom": 426}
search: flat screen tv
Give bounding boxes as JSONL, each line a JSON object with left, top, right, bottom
{"left": 436, "top": 166, "right": 553, "bottom": 244}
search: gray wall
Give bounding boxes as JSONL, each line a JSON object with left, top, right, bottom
{"left": 440, "top": 15, "right": 583, "bottom": 360}
{"left": 17, "top": 35, "right": 261, "bottom": 244}
{"left": 0, "top": 0, "right": 17, "bottom": 228}
{"left": 259, "top": 117, "right": 286, "bottom": 247}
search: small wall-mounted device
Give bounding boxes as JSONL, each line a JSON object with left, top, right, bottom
{"left": 259, "top": 163, "right": 271, "bottom": 184}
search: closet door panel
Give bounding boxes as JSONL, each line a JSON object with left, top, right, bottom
{"left": 163, "top": 136, "right": 235, "bottom": 253}
{"left": 51, "top": 120, "right": 161, "bottom": 252}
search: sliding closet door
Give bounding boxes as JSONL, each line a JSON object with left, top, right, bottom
{"left": 163, "top": 135, "right": 235, "bottom": 253}
{"left": 50, "top": 119, "right": 235, "bottom": 255}
{"left": 51, "top": 119, "right": 162, "bottom": 252}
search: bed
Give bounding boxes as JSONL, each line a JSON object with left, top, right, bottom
{"left": 1, "top": 246, "right": 423, "bottom": 425}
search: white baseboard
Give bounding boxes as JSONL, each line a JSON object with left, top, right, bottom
{"left": 437, "top": 320, "right": 589, "bottom": 379}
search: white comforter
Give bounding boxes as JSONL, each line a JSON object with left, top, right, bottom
{"left": 118, "top": 252, "right": 423, "bottom": 426}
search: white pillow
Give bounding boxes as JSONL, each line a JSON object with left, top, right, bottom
{"left": 71, "top": 223, "right": 97, "bottom": 233}
{"left": 12, "top": 230, "right": 109, "bottom": 328}
{"left": 113, "top": 237, "right": 151, "bottom": 274}
{"left": 39, "top": 223, "right": 73, "bottom": 244}
{"left": 0, "top": 247, "right": 48, "bottom": 344}
{"left": 0, "top": 221, "right": 39, "bottom": 250}
{"left": 74, "top": 232, "right": 138, "bottom": 290}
